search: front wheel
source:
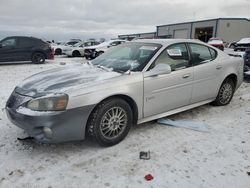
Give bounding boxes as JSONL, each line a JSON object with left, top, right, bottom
{"left": 212, "top": 78, "right": 235, "bottom": 106}
{"left": 72, "top": 50, "right": 81, "bottom": 57}
{"left": 87, "top": 98, "right": 133, "bottom": 147}
{"left": 97, "top": 51, "right": 104, "bottom": 57}
{"left": 31, "top": 52, "right": 45, "bottom": 64}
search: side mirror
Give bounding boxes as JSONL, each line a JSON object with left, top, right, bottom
{"left": 147, "top": 63, "right": 171, "bottom": 77}
{"left": 0, "top": 43, "right": 2, "bottom": 48}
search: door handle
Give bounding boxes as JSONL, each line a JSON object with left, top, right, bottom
{"left": 216, "top": 65, "right": 222, "bottom": 70}
{"left": 182, "top": 74, "right": 190, "bottom": 78}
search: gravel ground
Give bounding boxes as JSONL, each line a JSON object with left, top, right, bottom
{"left": 0, "top": 57, "right": 250, "bottom": 188}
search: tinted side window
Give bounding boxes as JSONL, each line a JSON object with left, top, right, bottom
{"left": 209, "top": 48, "right": 217, "bottom": 60}
{"left": 154, "top": 43, "right": 189, "bottom": 71}
{"left": 19, "top": 38, "right": 34, "bottom": 48}
{"left": 189, "top": 43, "right": 212, "bottom": 65}
{"left": 1, "top": 38, "right": 17, "bottom": 47}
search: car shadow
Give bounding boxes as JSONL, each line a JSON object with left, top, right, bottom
{"left": 0, "top": 61, "right": 51, "bottom": 66}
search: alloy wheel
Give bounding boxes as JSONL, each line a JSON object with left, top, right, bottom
{"left": 100, "top": 107, "right": 127, "bottom": 140}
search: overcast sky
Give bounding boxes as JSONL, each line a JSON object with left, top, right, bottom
{"left": 0, "top": 0, "right": 249, "bottom": 41}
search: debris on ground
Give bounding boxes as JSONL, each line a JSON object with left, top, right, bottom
{"left": 60, "top": 62, "right": 66, "bottom": 65}
{"left": 140, "top": 151, "right": 151, "bottom": 160}
{"left": 157, "top": 118, "right": 209, "bottom": 132}
{"left": 183, "top": 149, "right": 188, "bottom": 153}
{"left": 144, "top": 174, "right": 154, "bottom": 181}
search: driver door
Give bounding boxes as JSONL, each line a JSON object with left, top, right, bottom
{"left": 143, "top": 43, "right": 194, "bottom": 117}
{"left": 0, "top": 37, "right": 18, "bottom": 62}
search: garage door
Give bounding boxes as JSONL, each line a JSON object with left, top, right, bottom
{"left": 174, "top": 29, "right": 189, "bottom": 39}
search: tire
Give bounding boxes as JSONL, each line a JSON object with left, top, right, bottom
{"left": 55, "top": 48, "right": 62, "bottom": 55}
{"left": 97, "top": 51, "right": 104, "bottom": 57}
{"left": 31, "top": 52, "right": 45, "bottom": 64}
{"left": 212, "top": 78, "right": 235, "bottom": 106}
{"left": 87, "top": 98, "right": 133, "bottom": 147}
{"left": 72, "top": 50, "right": 81, "bottom": 57}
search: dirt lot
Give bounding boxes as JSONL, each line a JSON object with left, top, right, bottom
{"left": 0, "top": 57, "right": 250, "bottom": 188}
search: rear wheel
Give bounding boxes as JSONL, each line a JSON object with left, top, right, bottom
{"left": 212, "top": 78, "right": 235, "bottom": 106}
{"left": 97, "top": 51, "right": 104, "bottom": 57}
{"left": 72, "top": 50, "right": 81, "bottom": 57}
{"left": 55, "top": 48, "right": 62, "bottom": 55}
{"left": 31, "top": 52, "right": 45, "bottom": 64}
{"left": 87, "top": 98, "right": 133, "bottom": 147}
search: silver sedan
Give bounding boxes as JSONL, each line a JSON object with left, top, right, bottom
{"left": 6, "top": 39, "right": 244, "bottom": 146}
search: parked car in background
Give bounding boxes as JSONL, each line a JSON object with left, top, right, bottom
{"left": 6, "top": 39, "right": 243, "bottom": 146}
{"left": 0, "top": 36, "right": 54, "bottom": 64}
{"left": 224, "top": 39, "right": 250, "bottom": 58}
{"left": 244, "top": 47, "right": 250, "bottom": 71}
{"left": 234, "top": 38, "right": 250, "bottom": 52}
{"left": 224, "top": 41, "right": 237, "bottom": 57}
{"left": 64, "top": 41, "right": 100, "bottom": 57}
{"left": 84, "top": 39, "right": 126, "bottom": 59}
{"left": 52, "top": 39, "right": 82, "bottom": 55}
{"left": 208, "top": 38, "right": 224, "bottom": 51}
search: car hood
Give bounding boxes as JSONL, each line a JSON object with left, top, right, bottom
{"left": 16, "top": 63, "right": 121, "bottom": 97}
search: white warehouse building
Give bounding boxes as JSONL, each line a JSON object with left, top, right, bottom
{"left": 119, "top": 18, "right": 250, "bottom": 43}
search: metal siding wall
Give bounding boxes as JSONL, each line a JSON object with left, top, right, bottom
{"left": 217, "top": 19, "right": 250, "bottom": 43}
{"left": 140, "top": 33, "right": 156, "bottom": 38}
{"left": 157, "top": 23, "right": 191, "bottom": 38}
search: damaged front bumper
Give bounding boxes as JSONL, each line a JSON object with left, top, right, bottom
{"left": 5, "top": 92, "right": 95, "bottom": 143}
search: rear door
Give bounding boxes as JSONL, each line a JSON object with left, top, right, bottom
{"left": 188, "top": 43, "right": 222, "bottom": 103}
{"left": 16, "top": 37, "right": 35, "bottom": 61}
{"left": 0, "top": 37, "right": 19, "bottom": 62}
{"left": 143, "top": 43, "right": 194, "bottom": 117}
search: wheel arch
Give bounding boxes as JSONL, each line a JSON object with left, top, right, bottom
{"left": 55, "top": 48, "right": 62, "bottom": 55}
{"left": 86, "top": 94, "right": 139, "bottom": 134}
{"left": 31, "top": 51, "right": 47, "bottom": 59}
{"left": 72, "top": 50, "right": 80, "bottom": 55}
{"left": 224, "top": 73, "right": 237, "bottom": 89}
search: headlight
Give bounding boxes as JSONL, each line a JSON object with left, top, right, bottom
{"left": 26, "top": 94, "right": 68, "bottom": 111}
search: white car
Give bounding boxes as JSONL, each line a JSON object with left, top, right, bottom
{"left": 52, "top": 40, "right": 81, "bottom": 55}
{"left": 224, "top": 39, "right": 250, "bottom": 58}
{"left": 6, "top": 39, "right": 244, "bottom": 146}
{"left": 64, "top": 41, "right": 100, "bottom": 57}
{"left": 208, "top": 38, "right": 224, "bottom": 51}
{"left": 84, "top": 39, "right": 126, "bottom": 59}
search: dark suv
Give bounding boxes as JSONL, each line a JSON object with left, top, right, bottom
{"left": 0, "top": 36, "right": 54, "bottom": 64}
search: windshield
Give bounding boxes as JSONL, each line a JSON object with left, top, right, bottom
{"left": 91, "top": 42, "right": 161, "bottom": 73}
{"left": 84, "top": 42, "right": 99, "bottom": 47}
{"left": 73, "top": 42, "right": 82, "bottom": 47}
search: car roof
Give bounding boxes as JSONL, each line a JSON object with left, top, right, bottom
{"left": 131, "top": 38, "right": 206, "bottom": 46}
{"left": 7, "top": 36, "right": 36, "bottom": 39}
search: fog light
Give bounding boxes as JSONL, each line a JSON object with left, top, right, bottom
{"left": 43, "top": 127, "right": 53, "bottom": 138}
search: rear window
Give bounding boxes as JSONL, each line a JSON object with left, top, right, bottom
{"left": 189, "top": 43, "right": 212, "bottom": 65}
{"left": 209, "top": 48, "right": 217, "bottom": 60}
